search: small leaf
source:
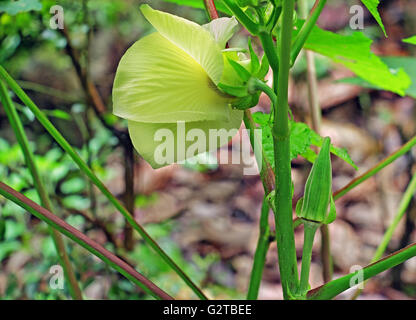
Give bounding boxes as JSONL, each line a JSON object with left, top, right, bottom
{"left": 257, "top": 54, "right": 270, "bottom": 79}
{"left": 403, "top": 35, "right": 416, "bottom": 45}
{"left": 218, "top": 82, "right": 248, "bottom": 97}
{"left": 248, "top": 38, "right": 260, "bottom": 74}
{"left": 252, "top": 112, "right": 358, "bottom": 170}
{"left": 360, "top": 0, "right": 387, "bottom": 37}
{"left": 227, "top": 58, "right": 252, "bottom": 82}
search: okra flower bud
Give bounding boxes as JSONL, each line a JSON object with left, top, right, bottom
{"left": 296, "top": 137, "right": 336, "bottom": 225}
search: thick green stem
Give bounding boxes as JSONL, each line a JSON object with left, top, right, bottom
{"left": 298, "top": 0, "right": 332, "bottom": 283}
{"left": 247, "top": 198, "right": 271, "bottom": 300}
{"left": 0, "top": 65, "right": 207, "bottom": 300}
{"left": 0, "top": 182, "right": 173, "bottom": 300}
{"left": 270, "top": 0, "right": 299, "bottom": 298}
{"left": 0, "top": 81, "right": 83, "bottom": 300}
{"left": 308, "top": 242, "right": 416, "bottom": 300}
{"left": 351, "top": 172, "right": 416, "bottom": 299}
{"left": 299, "top": 221, "right": 319, "bottom": 296}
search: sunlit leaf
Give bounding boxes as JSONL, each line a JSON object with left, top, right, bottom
{"left": 360, "top": 0, "right": 386, "bottom": 37}
{"left": 338, "top": 57, "right": 416, "bottom": 99}
{"left": 295, "top": 21, "right": 411, "bottom": 96}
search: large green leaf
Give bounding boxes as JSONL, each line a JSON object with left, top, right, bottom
{"left": 338, "top": 57, "right": 416, "bottom": 99}
{"left": 252, "top": 112, "right": 358, "bottom": 170}
{"left": 0, "top": 0, "right": 42, "bottom": 15}
{"left": 296, "top": 21, "right": 411, "bottom": 96}
{"left": 160, "top": 0, "right": 231, "bottom": 15}
{"left": 360, "top": 0, "right": 386, "bottom": 37}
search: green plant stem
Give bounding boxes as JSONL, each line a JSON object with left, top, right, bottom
{"left": 334, "top": 136, "right": 416, "bottom": 200}
{"left": 291, "top": 0, "right": 327, "bottom": 66}
{"left": 247, "top": 198, "right": 271, "bottom": 300}
{"left": 308, "top": 242, "right": 416, "bottom": 300}
{"left": 0, "top": 81, "right": 83, "bottom": 300}
{"left": 271, "top": 0, "right": 299, "bottom": 299}
{"left": 0, "top": 181, "right": 173, "bottom": 300}
{"left": 258, "top": 32, "right": 279, "bottom": 75}
{"left": 351, "top": 172, "right": 416, "bottom": 299}
{"left": 299, "top": 221, "right": 319, "bottom": 296}
{"left": 222, "top": 0, "right": 259, "bottom": 35}
{"left": 298, "top": 0, "right": 332, "bottom": 283}
{"left": 0, "top": 65, "right": 207, "bottom": 300}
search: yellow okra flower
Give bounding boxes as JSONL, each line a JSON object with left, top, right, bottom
{"left": 113, "top": 5, "right": 252, "bottom": 168}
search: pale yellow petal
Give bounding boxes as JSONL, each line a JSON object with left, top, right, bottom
{"left": 113, "top": 32, "right": 232, "bottom": 123}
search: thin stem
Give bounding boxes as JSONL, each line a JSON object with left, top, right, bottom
{"left": 0, "top": 182, "right": 173, "bottom": 300}
{"left": 258, "top": 32, "right": 279, "bottom": 77}
{"left": 0, "top": 65, "right": 207, "bottom": 300}
{"left": 272, "top": 0, "right": 299, "bottom": 298}
{"left": 222, "top": 0, "right": 259, "bottom": 35}
{"left": 203, "top": 0, "right": 219, "bottom": 20}
{"left": 334, "top": 136, "right": 416, "bottom": 200}
{"left": 299, "top": 221, "right": 319, "bottom": 296}
{"left": 351, "top": 172, "right": 416, "bottom": 299}
{"left": 247, "top": 198, "right": 271, "bottom": 299}
{"left": 308, "top": 242, "right": 416, "bottom": 300}
{"left": 243, "top": 110, "right": 275, "bottom": 195}
{"left": 0, "top": 81, "right": 83, "bottom": 300}
{"left": 291, "top": 0, "right": 327, "bottom": 66}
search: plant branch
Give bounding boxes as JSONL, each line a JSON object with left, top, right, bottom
{"left": 334, "top": 136, "right": 416, "bottom": 200}
{"left": 291, "top": 0, "right": 327, "bottom": 66}
{"left": 203, "top": 0, "right": 219, "bottom": 20}
{"left": 351, "top": 172, "right": 416, "bottom": 299}
{"left": 222, "top": 0, "right": 259, "bottom": 35}
{"left": 307, "top": 242, "right": 416, "bottom": 300}
{"left": 0, "top": 81, "right": 83, "bottom": 300}
{"left": 0, "top": 65, "right": 207, "bottom": 300}
{"left": 247, "top": 197, "right": 272, "bottom": 299}
{"left": 0, "top": 181, "right": 173, "bottom": 300}
{"left": 299, "top": 221, "right": 319, "bottom": 296}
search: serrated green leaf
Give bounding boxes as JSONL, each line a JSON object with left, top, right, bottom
{"left": 361, "top": 0, "right": 386, "bottom": 37}
{"left": 160, "top": 0, "right": 231, "bottom": 15}
{"left": 252, "top": 112, "right": 358, "bottom": 170}
{"left": 296, "top": 21, "right": 411, "bottom": 96}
